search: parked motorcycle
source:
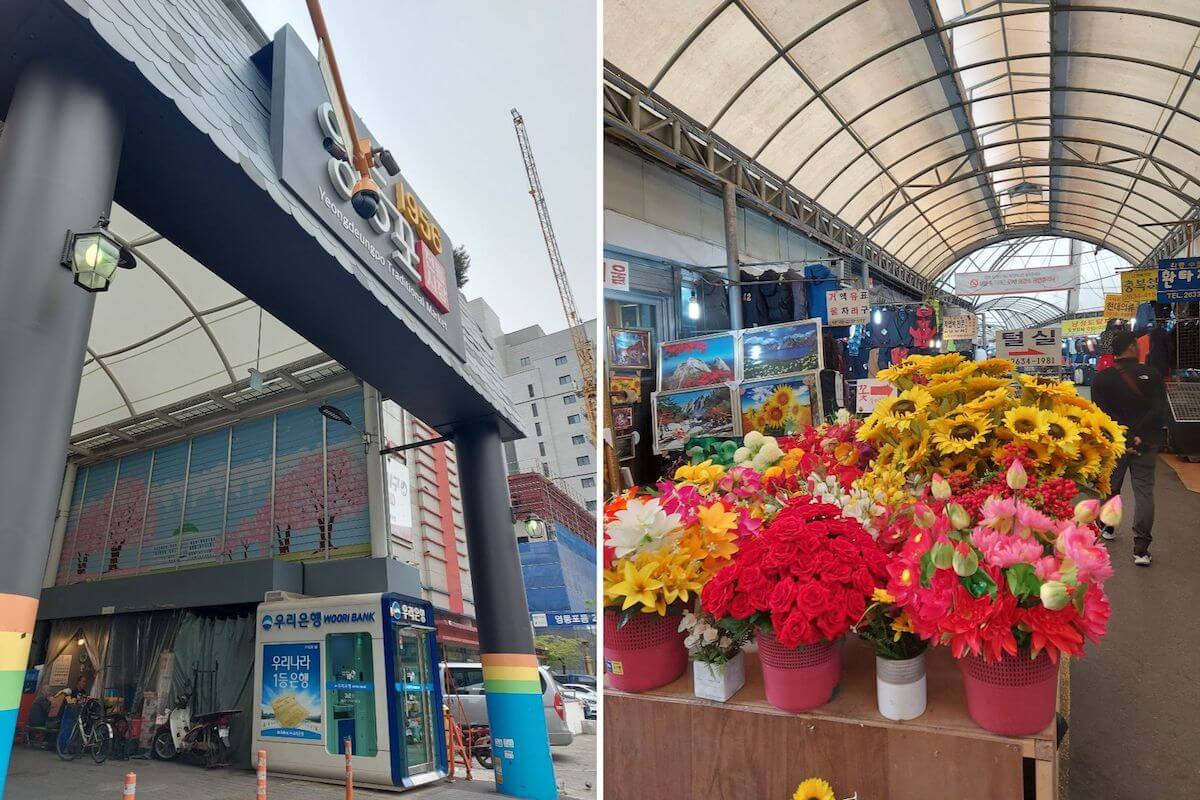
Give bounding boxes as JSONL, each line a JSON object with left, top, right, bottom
{"left": 152, "top": 664, "right": 241, "bottom": 768}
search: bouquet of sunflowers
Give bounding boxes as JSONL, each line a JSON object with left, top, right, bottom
{"left": 856, "top": 353, "right": 1125, "bottom": 494}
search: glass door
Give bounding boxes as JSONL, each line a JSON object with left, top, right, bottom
{"left": 391, "top": 625, "right": 435, "bottom": 775}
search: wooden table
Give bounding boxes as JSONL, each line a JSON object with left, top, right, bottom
{"left": 604, "top": 638, "right": 1060, "bottom": 800}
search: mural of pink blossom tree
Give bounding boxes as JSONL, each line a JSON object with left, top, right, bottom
{"left": 105, "top": 477, "right": 155, "bottom": 573}
{"left": 221, "top": 500, "right": 273, "bottom": 561}
{"left": 69, "top": 493, "right": 112, "bottom": 578}
{"left": 273, "top": 449, "right": 366, "bottom": 554}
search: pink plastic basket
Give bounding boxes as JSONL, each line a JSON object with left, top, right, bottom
{"left": 959, "top": 649, "right": 1059, "bottom": 735}
{"left": 757, "top": 632, "right": 841, "bottom": 712}
{"left": 603, "top": 610, "right": 687, "bottom": 693}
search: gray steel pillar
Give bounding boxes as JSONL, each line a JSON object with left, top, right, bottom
{"left": 0, "top": 57, "right": 124, "bottom": 791}
{"left": 454, "top": 418, "right": 556, "bottom": 799}
{"left": 722, "top": 181, "right": 743, "bottom": 330}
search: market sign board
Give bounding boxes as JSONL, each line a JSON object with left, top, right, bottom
{"left": 954, "top": 265, "right": 1080, "bottom": 296}
{"left": 942, "top": 313, "right": 977, "bottom": 341}
{"left": 604, "top": 259, "right": 631, "bottom": 292}
{"left": 825, "top": 289, "right": 870, "bottom": 326}
{"left": 1061, "top": 316, "right": 1106, "bottom": 336}
{"left": 1157, "top": 258, "right": 1200, "bottom": 302}
{"left": 1104, "top": 293, "right": 1136, "bottom": 319}
{"left": 1121, "top": 268, "right": 1159, "bottom": 303}
{"left": 531, "top": 612, "right": 598, "bottom": 628}
{"left": 995, "top": 327, "right": 1060, "bottom": 366}
{"left": 268, "top": 27, "right": 464, "bottom": 359}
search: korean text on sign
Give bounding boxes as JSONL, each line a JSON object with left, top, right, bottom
{"left": 1157, "top": 258, "right": 1200, "bottom": 302}
{"left": 1121, "top": 269, "right": 1158, "bottom": 303}
{"left": 995, "top": 327, "right": 1061, "bottom": 366}
{"left": 824, "top": 289, "right": 869, "bottom": 326}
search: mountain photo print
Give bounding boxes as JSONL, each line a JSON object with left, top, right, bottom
{"left": 741, "top": 319, "right": 822, "bottom": 380}
{"left": 656, "top": 332, "right": 737, "bottom": 390}
{"left": 652, "top": 384, "right": 737, "bottom": 452}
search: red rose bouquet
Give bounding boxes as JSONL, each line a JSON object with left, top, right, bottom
{"left": 701, "top": 497, "right": 890, "bottom": 647}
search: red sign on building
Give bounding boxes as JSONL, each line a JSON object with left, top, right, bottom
{"left": 418, "top": 240, "right": 451, "bottom": 313}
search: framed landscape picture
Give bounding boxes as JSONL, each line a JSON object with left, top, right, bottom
{"left": 612, "top": 405, "right": 634, "bottom": 432}
{"left": 652, "top": 384, "right": 737, "bottom": 453}
{"left": 656, "top": 332, "right": 737, "bottom": 391}
{"left": 609, "top": 372, "right": 642, "bottom": 404}
{"left": 740, "top": 318, "right": 822, "bottom": 380}
{"left": 609, "top": 328, "right": 652, "bottom": 370}
{"left": 739, "top": 374, "right": 820, "bottom": 436}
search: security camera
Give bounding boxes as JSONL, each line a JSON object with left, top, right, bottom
{"left": 374, "top": 147, "right": 400, "bottom": 176}
{"left": 323, "top": 137, "right": 349, "bottom": 162}
{"left": 350, "top": 176, "right": 381, "bottom": 219}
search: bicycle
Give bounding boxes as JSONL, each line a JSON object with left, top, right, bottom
{"left": 56, "top": 693, "right": 114, "bottom": 764}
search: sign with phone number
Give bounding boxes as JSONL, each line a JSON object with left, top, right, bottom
{"left": 1157, "top": 258, "right": 1200, "bottom": 302}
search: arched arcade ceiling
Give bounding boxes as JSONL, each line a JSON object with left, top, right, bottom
{"left": 604, "top": 0, "right": 1200, "bottom": 280}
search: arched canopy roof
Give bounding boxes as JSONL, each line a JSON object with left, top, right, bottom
{"left": 604, "top": 0, "right": 1200, "bottom": 280}
{"left": 975, "top": 295, "right": 1066, "bottom": 328}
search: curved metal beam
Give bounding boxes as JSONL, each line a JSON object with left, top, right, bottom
{"left": 85, "top": 346, "right": 136, "bottom": 417}
{"left": 816, "top": 111, "right": 1200, "bottom": 212}
{"left": 858, "top": 155, "right": 1196, "bottom": 239}
{"left": 933, "top": 229, "right": 1127, "bottom": 281}
{"left": 645, "top": 1, "right": 734, "bottom": 94}
{"left": 874, "top": 169, "right": 1181, "bottom": 253}
{"left": 116, "top": 235, "right": 237, "bottom": 383}
{"left": 918, "top": 216, "right": 1148, "bottom": 277}
{"left": 893, "top": 203, "right": 1152, "bottom": 269}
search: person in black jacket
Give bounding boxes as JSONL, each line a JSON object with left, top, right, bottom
{"left": 1090, "top": 330, "right": 1168, "bottom": 566}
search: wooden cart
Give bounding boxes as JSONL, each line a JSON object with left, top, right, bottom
{"left": 605, "top": 639, "right": 1061, "bottom": 800}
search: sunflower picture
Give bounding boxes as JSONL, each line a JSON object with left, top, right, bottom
{"left": 739, "top": 376, "right": 815, "bottom": 436}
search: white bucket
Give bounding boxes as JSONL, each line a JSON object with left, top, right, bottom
{"left": 693, "top": 651, "right": 745, "bottom": 703}
{"left": 876, "top": 652, "right": 927, "bottom": 721}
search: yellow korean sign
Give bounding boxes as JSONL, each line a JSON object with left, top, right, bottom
{"left": 1061, "top": 316, "right": 1106, "bottom": 336}
{"left": 1120, "top": 269, "right": 1158, "bottom": 303}
{"left": 1104, "top": 293, "right": 1136, "bottom": 319}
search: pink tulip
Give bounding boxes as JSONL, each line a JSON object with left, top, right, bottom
{"left": 1099, "top": 496, "right": 1123, "bottom": 527}
{"left": 1073, "top": 499, "right": 1100, "bottom": 525}
{"left": 931, "top": 473, "right": 951, "bottom": 500}
{"left": 1006, "top": 460, "right": 1028, "bottom": 490}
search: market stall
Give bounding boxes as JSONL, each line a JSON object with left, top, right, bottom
{"left": 602, "top": 353, "right": 1123, "bottom": 800}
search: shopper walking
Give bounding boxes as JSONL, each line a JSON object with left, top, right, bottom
{"left": 1090, "top": 330, "right": 1167, "bottom": 566}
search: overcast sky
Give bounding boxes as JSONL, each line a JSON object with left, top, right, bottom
{"left": 243, "top": 0, "right": 598, "bottom": 334}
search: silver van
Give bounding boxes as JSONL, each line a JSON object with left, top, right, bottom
{"left": 442, "top": 661, "right": 574, "bottom": 746}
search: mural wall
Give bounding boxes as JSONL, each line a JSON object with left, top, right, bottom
{"left": 55, "top": 389, "right": 370, "bottom": 585}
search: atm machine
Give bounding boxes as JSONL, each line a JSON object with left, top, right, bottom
{"left": 253, "top": 592, "right": 448, "bottom": 789}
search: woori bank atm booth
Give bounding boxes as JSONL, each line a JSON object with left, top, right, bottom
{"left": 253, "top": 592, "right": 448, "bottom": 789}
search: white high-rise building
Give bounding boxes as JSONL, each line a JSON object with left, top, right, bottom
{"left": 467, "top": 298, "right": 597, "bottom": 511}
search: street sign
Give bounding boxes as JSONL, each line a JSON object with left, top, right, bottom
{"left": 604, "top": 259, "right": 631, "bottom": 292}
{"left": 996, "top": 327, "right": 1061, "bottom": 366}
{"left": 825, "top": 289, "right": 870, "bottom": 326}
{"left": 531, "top": 612, "right": 597, "bottom": 628}
{"left": 1157, "top": 258, "right": 1200, "bottom": 302}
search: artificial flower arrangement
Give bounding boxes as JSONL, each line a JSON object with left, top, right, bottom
{"left": 678, "top": 608, "right": 753, "bottom": 702}
{"left": 700, "top": 496, "right": 890, "bottom": 711}
{"left": 858, "top": 353, "right": 1125, "bottom": 494}
{"left": 884, "top": 459, "right": 1118, "bottom": 664}
{"left": 793, "top": 777, "right": 837, "bottom": 800}
{"left": 602, "top": 461, "right": 754, "bottom": 692}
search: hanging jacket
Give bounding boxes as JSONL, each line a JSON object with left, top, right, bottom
{"left": 740, "top": 269, "right": 768, "bottom": 328}
{"left": 909, "top": 306, "right": 937, "bottom": 348}
{"left": 758, "top": 269, "right": 794, "bottom": 324}
{"left": 804, "top": 263, "right": 838, "bottom": 323}
{"left": 697, "top": 279, "right": 731, "bottom": 330}
{"left": 1134, "top": 302, "right": 1155, "bottom": 334}
{"left": 892, "top": 307, "right": 915, "bottom": 347}
{"left": 784, "top": 268, "right": 808, "bottom": 320}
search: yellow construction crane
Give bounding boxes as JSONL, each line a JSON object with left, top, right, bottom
{"left": 510, "top": 109, "right": 597, "bottom": 443}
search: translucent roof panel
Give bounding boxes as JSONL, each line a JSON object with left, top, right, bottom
{"left": 604, "top": 0, "right": 1200, "bottom": 281}
{"left": 936, "top": 235, "right": 1127, "bottom": 321}
{"left": 76, "top": 204, "right": 320, "bottom": 435}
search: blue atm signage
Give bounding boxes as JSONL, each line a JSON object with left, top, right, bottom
{"left": 1157, "top": 258, "right": 1200, "bottom": 302}
{"left": 261, "top": 643, "right": 321, "bottom": 740}
{"left": 261, "top": 609, "right": 375, "bottom": 631}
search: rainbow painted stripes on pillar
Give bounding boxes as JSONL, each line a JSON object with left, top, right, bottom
{"left": 480, "top": 653, "right": 557, "bottom": 800}
{"left": 0, "top": 594, "right": 37, "bottom": 791}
